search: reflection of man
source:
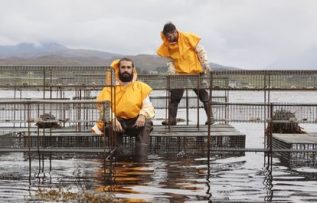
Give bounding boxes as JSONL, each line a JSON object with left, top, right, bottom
{"left": 157, "top": 22, "right": 213, "bottom": 125}
{"left": 92, "top": 58, "right": 155, "bottom": 157}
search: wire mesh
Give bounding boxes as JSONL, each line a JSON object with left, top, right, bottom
{"left": 1, "top": 66, "right": 317, "bottom": 90}
{"left": 47, "top": 66, "right": 106, "bottom": 87}
{"left": 213, "top": 102, "right": 268, "bottom": 123}
{"left": 150, "top": 95, "right": 226, "bottom": 109}
{"left": 212, "top": 70, "right": 317, "bottom": 90}
{"left": 1, "top": 67, "right": 317, "bottom": 165}
{"left": 212, "top": 102, "right": 317, "bottom": 124}
{"left": 0, "top": 66, "right": 45, "bottom": 88}
{"left": 0, "top": 100, "right": 110, "bottom": 152}
{"left": 0, "top": 66, "right": 111, "bottom": 89}
{"left": 149, "top": 135, "right": 245, "bottom": 155}
{"left": 273, "top": 136, "right": 317, "bottom": 166}
{"left": 0, "top": 100, "right": 110, "bottom": 127}
{"left": 271, "top": 103, "right": 317, "bottom": 124}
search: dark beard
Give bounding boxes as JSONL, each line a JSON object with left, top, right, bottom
{"left": 119, "top": 71, "right": 133, "bottom": 82}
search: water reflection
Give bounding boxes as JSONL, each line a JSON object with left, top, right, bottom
{"left": 1, "top": 150, "right": 317, "bottom": 202}
{"left": 97, "top": 155, "right": 154, "bottom": 202}
{"left": 264, "top": 151, "right": 273, "bottom": 202}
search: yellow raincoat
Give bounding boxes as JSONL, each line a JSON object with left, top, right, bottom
{"left": 97, "top": 82, "right": 152, "bottom": 119}
{"left": 157, "top": 31, "right": 203, "bottom": 74}
{"left": 94, "top": 60, "right": 153, "bottom": 132}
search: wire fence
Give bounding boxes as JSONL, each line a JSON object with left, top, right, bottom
{"left": 1, "top": 66, "right": 317, "bottom": 90}
{"left": 0, "top": 67, "right": 317, "bottom": 166}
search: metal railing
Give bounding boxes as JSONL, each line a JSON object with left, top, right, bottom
{"left": 0, "top": 66, "right": 317, "bottom": 90}
{"left": 0, "top": 67, "right": 316, "bottom": 165}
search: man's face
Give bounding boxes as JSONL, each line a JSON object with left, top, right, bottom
{"left": 165, "top": 30, "right": 178, "bottom": 43}
{"left": 118, "top": 60, "right": 134, "bottom": 82}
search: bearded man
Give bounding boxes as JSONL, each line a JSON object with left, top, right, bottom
{"left": 92, "top": 58, "right": 155, "bottom": 157}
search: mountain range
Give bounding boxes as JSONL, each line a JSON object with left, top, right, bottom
{"left": 0, "top": 42, "right": 236, "bottom": 72}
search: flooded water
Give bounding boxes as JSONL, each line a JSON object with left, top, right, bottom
{"left": 0, "top": 91, "right": 317, "bottom": 202}
{"left": 1, "top": 142, "right": 317, "bottom": 202}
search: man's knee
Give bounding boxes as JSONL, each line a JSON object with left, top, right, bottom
{"left": 194, "top": 89, "right": 209, "bottom": 102}
{"left": 170, "top": 89, "right": 184, "bottom": 102}
{"left": 144, "top": 119, "right": 153, "bottom": 131}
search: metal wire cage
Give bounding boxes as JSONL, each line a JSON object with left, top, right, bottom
{"left": 0, "top": 100, "right": 111, "bottom": 152}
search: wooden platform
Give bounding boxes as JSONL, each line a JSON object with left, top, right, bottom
{"left": 152, "top": 124, "right": 245, "bottom": 137}
{"left": 0, "top": 124, "right": 244, "bottom": 137}
{"left": 0, "top": 124, "right": 246, "bottom": 154}
{"left": 150, "top": 124, "right": 245, "bottom": 154}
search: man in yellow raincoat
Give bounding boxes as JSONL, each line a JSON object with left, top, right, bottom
{"left": 157, "top": 22, "right": 213, "bottom": 125}
{"left": 92, "top": 58, "right": 155, "bottom": 156}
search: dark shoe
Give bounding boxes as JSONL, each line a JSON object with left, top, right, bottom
{"left": 205, "top": 118, "right": 215, "bottom": 125}
{"left": 162, "top": 120, "right": 177, "bottom": 125}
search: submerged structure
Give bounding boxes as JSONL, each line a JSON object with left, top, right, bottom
{"left": 0, "top": 66, "right": 316, "bottom": 182}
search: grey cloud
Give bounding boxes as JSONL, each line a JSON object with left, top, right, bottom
{"left": 0, "top": 0, "right": 317, "bottom": 69}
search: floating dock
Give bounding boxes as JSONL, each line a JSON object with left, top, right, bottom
{"left": 150, "top": 124, "right": 245, "bottom": 154}
{"left": 0, "top": 124, "right": 246, "bottom": 155}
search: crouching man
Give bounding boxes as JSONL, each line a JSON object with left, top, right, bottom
{"left": 92, "top": 58, "right": 155, "bottom": 159}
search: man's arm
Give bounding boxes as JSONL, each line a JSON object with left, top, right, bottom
{"left": 167, "top": 61, "right": 176, "bottom": 75}
{"left": 139, "top": 96, "right": 155, "bottom": 119}
{"left": 135, "top": 96, "right": 155, "bottom": 128}
{"left": 196, "top": 44, "right": 211, "bottom": 72}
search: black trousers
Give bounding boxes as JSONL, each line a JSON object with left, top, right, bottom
{"left": 106, "top": 117, "right": 153, "bottom": 158}
{"left": 168, "top": 88, "right": 211, "bottom": 121}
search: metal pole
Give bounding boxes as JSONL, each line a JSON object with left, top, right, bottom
{"left": 186, "top": 89, "right": 189, "bottom": 125}
{"left": 27, "top": 102, "right": 32, "bottom": 184}
{"left": 167, "top": 75, "right": 171, "bottom": 131}
{"left": 197, "top": 75, "right": 200, "bottom": 129}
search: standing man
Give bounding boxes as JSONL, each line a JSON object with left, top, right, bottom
{"left": 157, "top": 22, "right": 213, "bottom": 125}
{"left": 92, "top": 58, "right": 155, "bottom": 158}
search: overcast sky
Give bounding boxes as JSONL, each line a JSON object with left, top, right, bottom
{"left": 1, "top": 0, "right": 317, "bottom": 69}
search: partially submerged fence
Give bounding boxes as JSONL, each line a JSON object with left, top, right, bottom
{"left": 0, "top": 66, "right": 317, "bottom": 165}
{"left": 0, "top": 99, "right": 315, "bottom": 159}
{"left": 0, "top": 100, "right": 111, "bottom": 153}
{"left": 1, "top": 66, "right": 317, "bottom": 90}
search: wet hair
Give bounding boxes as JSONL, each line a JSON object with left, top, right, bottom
{"left": 162, "top": 22, "right": 176, "bottom": 36}
{"left": 118, "top": 57, "right": 134, "bottom": 68}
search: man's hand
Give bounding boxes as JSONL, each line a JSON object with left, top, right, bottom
{"left": 205, "top": 64, "right": 211, "bottom": 71}
{"left": 112, "top": 118, "right": 123, "bottom": 132}
{"left": 200, "top": 64, "right": 211, "bottom": 76}
{"left": 134, "top": 115, "right": 146, "bottom": 128}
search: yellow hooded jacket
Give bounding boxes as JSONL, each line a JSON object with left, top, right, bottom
{"left": 157, "top": 31, "right": 203, "bottom": 74}
{"left": 97, "top": 59, "right": 153, "bottom": 120}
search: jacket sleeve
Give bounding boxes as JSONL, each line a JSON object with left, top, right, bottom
{"left": 139, "top": 96, "right": 155, "bottom": 119}
{"left": 195, "top": 44, "right": 211, "bottom": 71}
{"left": 167, "top": 61, "right": 176, "bottom": 75}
